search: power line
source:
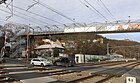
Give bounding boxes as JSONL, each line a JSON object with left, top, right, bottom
{"left": 31, "top": 0, "right": 83, "bottom": 25}
{"left": 94, "top": 0, "right": 116, "bottom": 21}
{"left": 124, "top": 33, "right": 133, "bottom": 41}
{"left": 83, "top": 0, "right": 110, "bottom": 22}
{"left": 79, "top": 0, "right": 110, "bottom": 31}
{"left": 0, "top": 17, "right": 52, "bottom": 32}
{"left": 0, "top": 8, "right": 45, "bottom": 26}
{"left": 98, "top": 0, "right": 117, "bottom": 21}
{"left": 78, "top": 0, "right": 106, "bottom": 22}
{"left": 0, "top": 7, "right": 62, "bottom": 31}
{"left": 9, "top": 5, "right": 63, "bottom": 25}
{"left": 13, "top": 10, "right": 50, "bottom": 25}
{"left": 28, "top": 0, "right": 98, "bottom": 29}
{"left": 80, "top": 0, "right": 130, "bottom": 40}
{"left": 28, "top": 0, "right": 83, "bottom": 29}
{"left": 0, "top": 17, "right": 19, "bottom": 24}
{"left": 4, "top": 0, "right": 14, "bottom": 20}
{"left": 1, "top": 6, "right": 50, "bottom": 25}
{"left": 1, "top": 2, "right": 66, "bottom": 31}
{"left": 26, "top": 1, "right": 39, "bottom": 11}
{"left": 31, "top": 0, "right": 87, "bottom": 30}
{"left": 115, "top": 21, "right": 134, "bottom": 41}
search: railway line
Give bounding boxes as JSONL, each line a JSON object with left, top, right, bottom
{"left": 0, "top": 63, "right": 80, "bottom": 82}
{"left": 77, "top": 61, "right": 133, "bottom": 67}
{"left": 64, "top": 61, "right": 140, "bottom": 83}
{"left": 0, "top": 60, "right": 139, "bottom": 83}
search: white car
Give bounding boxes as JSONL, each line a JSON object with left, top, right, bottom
{"left": 30, "top": 58, "right": 51, "bottom": 66}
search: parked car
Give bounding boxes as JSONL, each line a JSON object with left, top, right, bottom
{"left": 53, "top": 57, "right": 75, "bottom": 67}
{"left": 30, "top": 58, "right": 51, "bottom": 66}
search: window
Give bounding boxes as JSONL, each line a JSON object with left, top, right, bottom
{"left": 33, "top": 59, "right": 40, "bottom": 61}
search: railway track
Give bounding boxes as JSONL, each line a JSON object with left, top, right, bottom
{"left": 95, "top": 62, "right": 139, "bottom": 83}
{"left": 0, "top": 60, "right": 138, "bottom": 83}
{"left": 49, "top": 70, "right": 81, "bottom": 75}
{"left": 36, "top": 61, "right": 132, "bottom": 76}
{"left": 0, "top": 64, "right": 81, "bottom": 82}
{"left": 0, "top": 65, "right": 28, "bottom": 83}
{"left": 0, "top": 76, "right": 21, "bottom": 83}
{"left": 66, "top": 61, "right": 140, "bottom": 83}
{"left": 78, "top": 61, "right": 135, "bottom": 67}
{"left": 37, "top": 68, "right": 81, "bottom": 76}
{"left": 0, "top": 65, "right": 56, "bottom": 83}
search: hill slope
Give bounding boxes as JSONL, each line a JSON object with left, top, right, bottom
{"left": 53, "top": 34, "right": 140, "bottom": 58}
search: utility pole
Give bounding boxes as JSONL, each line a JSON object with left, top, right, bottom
{"left": 82, "top": 41, "right": 86, "bottom": 63}
{"left": 26, "top": 24, "right": 30, "bottom": 60}
{"left": 107, "top": 43, "right": 110, "bottom": 55}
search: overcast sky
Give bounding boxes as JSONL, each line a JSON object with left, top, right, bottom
{"left": 0, "top": 0, "right": 140, "bottom": 42}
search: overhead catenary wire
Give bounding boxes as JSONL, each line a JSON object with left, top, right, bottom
{"left": 124, "top": 33, "right": 133, "bottom": 41}
{"left": 26, "top": 0, "right": 67, "bottom": 30}
{"left": 35, "top": 0, "right": 88, "bottom": 31}
{"left": 0, "top": 8, "right": 46, "bottom": 26}
{"left": 27, "top": 0, "right": 84, "bottom": 30}
{"left": 32, "top": 0, "right": 75, "bottom": 22}
{"left": 97, "top": 0, "right": 117, "bottom": 21}
{"left": 1, "top": 2, "right": 67, "bottom": 31}
{"left": 83, "top": 0, "right": 110, "bottom": 22}
{"left": 98, "top": 9, "right": 132, "bottom": 44}
{"left": 31, "top": 0, "right": 85, "bottom": 27}
{"left": 0, "top": 17, "right": 27, "bottom": 25}
{"left": 125, "top": 19, "right": 133, "bottom": 41}
{"left": 78, "top": 0, "right": 106, "bottom": 22}
{"left": 4, "top": 0, "right": 14, "bottom": 20}
{"left": 0, "top": 7, "right": 62, "bottom": 32}
{"left": 78, "top": 0, "right": 113, "bottom": 32}
{"left": 15, "top": 11, "right": 50, "bottom": 25}
{"left": 0, "top": 19, "right": 51, "bottom": 33}
{"left": 26, "top": 0, "right": 39, "bottom": 11}
{"left": 80, "top": 0, "right": 133, "bottom": 41}
{"left": 0, "top": 6, "right": 51, "bottom": 25}
{"left": 28, "top": 0, "right": 99, "bottom": 31}
{"left": 78, "top": 0, "right": 109, "bottom": 32}
{"left": 0, "top": 17, "right": 49, "bottom": 32}
{"left": 9, "top": 5, "right": 63, "bottom": 25}
{"left": 94, "top": 0, "right": 116, "bottom": 21}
